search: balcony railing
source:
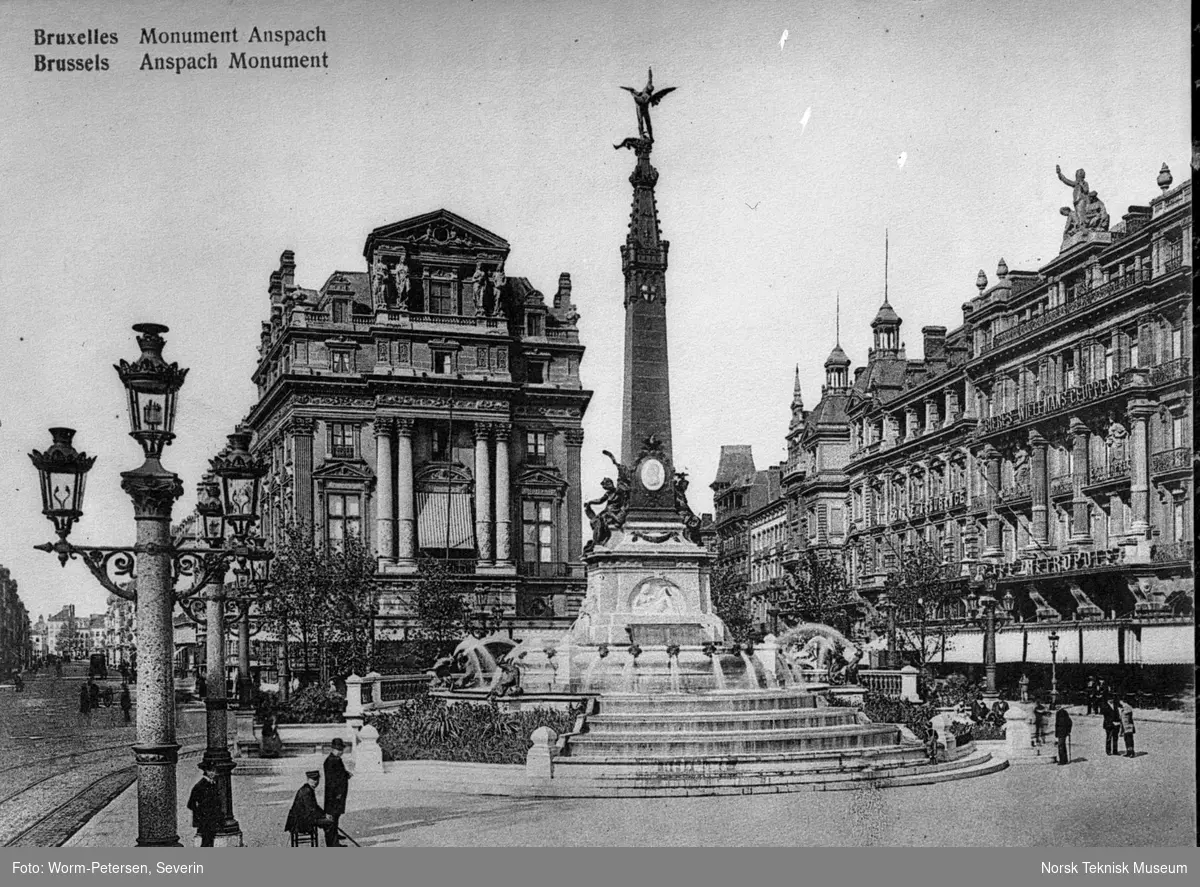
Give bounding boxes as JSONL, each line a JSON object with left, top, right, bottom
{"left": 518, "top": 561, "right": 575, "bottom": 579}
{"left": 1150, "top": 447, "right": 1190, "bottom": 475}
{"left": 1162, "top": 255, "right": 1183, "bottom": 274}
{"left": 1151, "top": 541, "right": 1193, "bottom": 564}
{"left": 998, "top": 481, "right": 1031, "bottom": 503}
{"left": 985, "top": 267, "right": 1151, "bottom": 353}
{"left": 1150, "top": 357, "right": 1189, "bottom": 386}
{"left": 524, "top": 453, "right": 547, "bottom": 466}
{"left": 330, "top": 445, "right": 356, "bottom": 459}
{"left": 1050, "top": 477, "right": 1075, "bottom": 497}
{"left": 1088, "top": 459, "right": 1129, "bottom": 485}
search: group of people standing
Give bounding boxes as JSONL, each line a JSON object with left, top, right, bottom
{"left": 1031, "top": 682, "right": 1137, "bottom": 766}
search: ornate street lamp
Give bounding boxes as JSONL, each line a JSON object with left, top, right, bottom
{"left": 877, "top": 592, "right": 897, "bottom": 669}
{"left": 1047, "top": 629, "right": 1060, "bottom": 709}
{"left": 29, "top": 324, "right": 189, "bottom": 848}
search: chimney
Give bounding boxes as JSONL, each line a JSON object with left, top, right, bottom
{"left": 922, "top": 326, "right": 947, "bottom": 364}
{"left": 279, "top": 250, "right": 296, "bottom": 294}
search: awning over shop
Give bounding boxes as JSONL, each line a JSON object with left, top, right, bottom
{"left": 417, "top": 490, "right": 476, "bottom": 550}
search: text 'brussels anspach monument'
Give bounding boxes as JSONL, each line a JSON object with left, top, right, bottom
{"left": 566, "top": 70, "right": 726, "bottom": 670}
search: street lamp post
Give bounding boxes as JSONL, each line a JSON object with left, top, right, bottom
{"left": 878, "top": 593, "right": 897, "bottom": 669}
{"left": 29, "top": 324, "right": 188, "bottom": 847}
{"left": 1048, "top": 629, "right": 1060, "bottom": 709}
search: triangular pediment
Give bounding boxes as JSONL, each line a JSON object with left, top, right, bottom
{"left": 517, "top": 465, "right": 567, "bottom": 490}
{"left": 312, "top": 459, "right": 375, "bottom": 481}
{"left": 364, "top": 209, "right": 510, "bottom": 258}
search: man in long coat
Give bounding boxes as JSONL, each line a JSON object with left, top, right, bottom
{"left": 1054, "top": 706, "right": 1073, "bottom": 765}
{"left": 187, "top": 762, "right": 223, "bottom": 846}
{"left": 323, "top": 737, "right": 352, "bottom": 846}
{"left": 284, "top": 770, "right": 327, "bottom": 842}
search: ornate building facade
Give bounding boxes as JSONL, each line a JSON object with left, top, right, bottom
{"left": 0, "top": 566, "right": 31, "bottom": 672}
{"left": 245, "top": 209, "right": 592, "bottom": 639}
{"left": 716, "top": 163, "right": 1193, "bottom": 649}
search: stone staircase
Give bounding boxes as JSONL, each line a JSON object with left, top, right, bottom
{"left": 546, "top": 689, "right": 1007, "bottom": 797}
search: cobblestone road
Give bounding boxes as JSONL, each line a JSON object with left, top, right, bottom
{"left": 68, "top": 709, "right": 1194, "bottom": 847}
{"left": 0, "top": 664, "right": 204, "bottom": 847}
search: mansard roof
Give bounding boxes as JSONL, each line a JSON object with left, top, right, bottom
{"left": 712, "top": 444, "right": 756, "bottom": 488}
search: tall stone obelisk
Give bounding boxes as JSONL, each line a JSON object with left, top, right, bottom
{"left": 565, "top": 71, "right": 724, "bottom": 661}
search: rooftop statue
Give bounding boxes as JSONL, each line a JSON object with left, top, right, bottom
{"left": 1056, "top": 164, "right": 1110, "bottom": 237}
{"left": 619, "top": 68, "right": 676, "bottom": 143}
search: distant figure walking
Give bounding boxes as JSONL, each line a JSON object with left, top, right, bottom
{"left": 260, "top": 713, "right": 283, "bottom": 759}
{"left": 1032, "top": 699, "right": 1048, "bottom": 747}
{"left": 1099, "top": 695, "right": 1120, "bottom": 756}
{"left": 78, "top": 681, "right": 91, "bottom": 719}
{"left": 87, "top": 676, "right": 100, "bottom": 712}
{"left": 1116, "top": 696, "right": 1136, "bottom": 757}
{"left": 196, "top": 673, "right": 208, "bottom": 699}
{"left": 187, "top": 761, "right": 222, "bottom": 847}
{"left": 119, "top": 683, "right": 132, "bottom": 724}
{"left": 1054, "top": 706, "right": 1073, "bottom": 765}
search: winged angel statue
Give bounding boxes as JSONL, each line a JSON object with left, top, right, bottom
{"left": 619, "top": 68, "right": 676, "bottom": 142}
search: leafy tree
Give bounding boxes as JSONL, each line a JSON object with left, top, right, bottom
{"left": 710, "top": 565, "right": 754, "bottom": 643}
{"left": 411, "top": 558, "right": 468, "bottom": 645}
{"left": 879, "top": 542, "right": 963, "bottom": 666}
{"left": 778, "top": 550, "right": 858, "bottom": 635}
{"left": 264, "top": 521, "right": 379, "bottom": 694}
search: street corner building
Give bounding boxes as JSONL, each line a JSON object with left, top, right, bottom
{"left": 244, "top": 209, "right": 592, "bottom": 642}
{"left": 714, "top": 164, "right": 1192, "bottom": 678}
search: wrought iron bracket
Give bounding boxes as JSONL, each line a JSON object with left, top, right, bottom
{"left": 34, "top": 540, "right": 137, "bottom": 600}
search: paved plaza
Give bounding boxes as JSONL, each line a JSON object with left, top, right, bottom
{"left": 67, "top": 711, "right": 1193, "bottom": 847}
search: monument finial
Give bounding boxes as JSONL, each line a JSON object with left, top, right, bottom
{"left": 883, "top": 229, "right": 890, "bottom": 306}
{"left": 836, "top": 290, "right": 841, "bottom": 345}
{"left": 618, "top": 68, "right": 677, "bottom": 144}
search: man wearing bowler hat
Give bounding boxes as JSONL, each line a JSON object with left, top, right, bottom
{"left": 187, "top": 761, "right": 223, "bottom": 847}
{"left": 323, "top": 737, "right": 352, "bottom": 846}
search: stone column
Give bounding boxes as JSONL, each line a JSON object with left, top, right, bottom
{"left": 1069, "top": 419, "right": 1092, "bottom": 544}
{"left": 395, "top": 418, "right": 417, "bottom": 567}
{"left": 291, "top": 417, "right": 315, "bottom": 531}
{"left": 1029, "top": 430, "right": 1050, "bottom": 549}
{"left": 120, "top": 466, "right": 184, "bottom": 847}
{"left": 905, "top": 407, "right": 919, "bottom": 438}
{"left": 983, "top": 446, "right": 1002, "bottom": 557}
{"left": 945, "top": 388, "right": 960, "bottom": 424}
{"left": 474, "top": 423, "right": 493, "bottom": 564}
{"left": 564, "top": 428, "right": 585, "bottom": 562}
{"left": 493, "top": 424, "right": 512, "bottom": 566}
{"left": 374, "top": 418, "right": 396, "bottom": 565}
{"left": 1108, "top": 491, "right": 1125, "bottom": 538}
{"left": 1128, "top": 401, "right": 1154, "bottom": 535}
{"left": 202, "top": 576, "right": 241, "bottom": 844}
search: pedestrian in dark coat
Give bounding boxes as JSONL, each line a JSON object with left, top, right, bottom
{"left": 323, "top": 738, "right": 352, "bottom": 846}
{"left": 1099, "top": 696, "right": 1120, "bottom": 755}
{"left": 285, "top": 771, "right": 330, "bottom": 842}
{"left": 1054, "top": 706, "right": 1073, "bottom": 765}
{"left": 87, "top": 678, "right": 100, "bottom": 711}
{"left": 78, "top": 681, "right": 91, "bottom": 716}
{"left": 1116, "top": 697, "right": 1136, "bottom": 757}
{"left": 196, "top": 674, "right": 208, "bottom": 699}
{"left": 1032, "top": 700, "right": 1047, "bottom": 746}
{"left": 187, "top": 762, "right": 223, "bottom": 847}
{"left": 119, "top": 683, "right": 132, "bottom": 724}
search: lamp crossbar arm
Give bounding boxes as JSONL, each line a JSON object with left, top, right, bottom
{"left": 34, "top": 541, "right": 137, "bottom": 600}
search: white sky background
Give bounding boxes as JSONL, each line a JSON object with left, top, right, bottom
{"left": 0, "top": 0, "right": 1190, "bottom": 620}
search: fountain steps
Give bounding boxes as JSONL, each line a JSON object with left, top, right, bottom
{"left": 540, "top": 749, "right": 1006, "bottom": 796}
{"left": 593, "top": 689, "right": 818, "bottom": 714}
{"left": 583, "top": 707, "right": 861, "bottom": 733}
{"left": 564, "top": 724, "right": 903, "bottom": 758}
{"left": 556, "top": 744, "right": 926, "bottom": 773}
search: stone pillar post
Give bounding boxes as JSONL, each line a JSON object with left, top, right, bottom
{"left": 395, "top": 418, "right": 417, "bottom": 568}
{"left": 474, "top": 423, "right": 493, "bottom": 564}
{"left": 905, "top": 407, "right": 919, "bottom": 438}
{"left": 374, "top": 418, "right": 396, "bottom": 565}
{"left": 983, "top": 447, "right": 1002, "bottom": 557}
{"left": 945, "top": 388, "right": 960, "bottom": 424}
{"left": 493, "top": 424, "right": 512, "bottom": 566}
{"left": 1070, "top": 419, "right": 1093, "bottom": 544}
{"left": 1128, "top": 401, "right": 1154, "bottom": 535}
{"left": 203, "top": 576, "right": 241, "bottom": 844}
{"left": 925, "top": 396, "right": 940, "bottom": 431}
{"left": 120, "top": 466, "right": 184, "bottom": 847}
{"left": 290, "top": 417, "right": 315, "bottom": 530}
{"left": 1108, "top": 491, "right": 1125, "bottom": 539}
{"left": 963, "top": 378, "right": 976, "bottom": 418}
{"left": 1029, "top": 430, "right": 1049, "bottom": 549}
{"left": 564, "top": 429, "right": 585, "bottom": 563}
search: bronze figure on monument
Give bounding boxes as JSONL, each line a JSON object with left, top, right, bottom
{"left": 619, "top": 67, "right": 676, "bottom": 143}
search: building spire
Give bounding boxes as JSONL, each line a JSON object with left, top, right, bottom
{"left": 883, "top": 229, "right": 889, "bottom": 306}
{"left": 836, "top": 290, "right": 841, "bottom": 345}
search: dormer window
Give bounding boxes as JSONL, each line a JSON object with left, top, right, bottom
{"left": 331, "top": 300, "right": 347, "bottom": 324}
{"left": 526, "top": 313, "right": 544, "bottom": 337}
{"left": 330, "top": 349, "right": 352, "bottom": 374}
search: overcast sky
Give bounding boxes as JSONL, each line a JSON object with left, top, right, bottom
{"left": 0, "top": 0, "right": 1190, "bottom": 620}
